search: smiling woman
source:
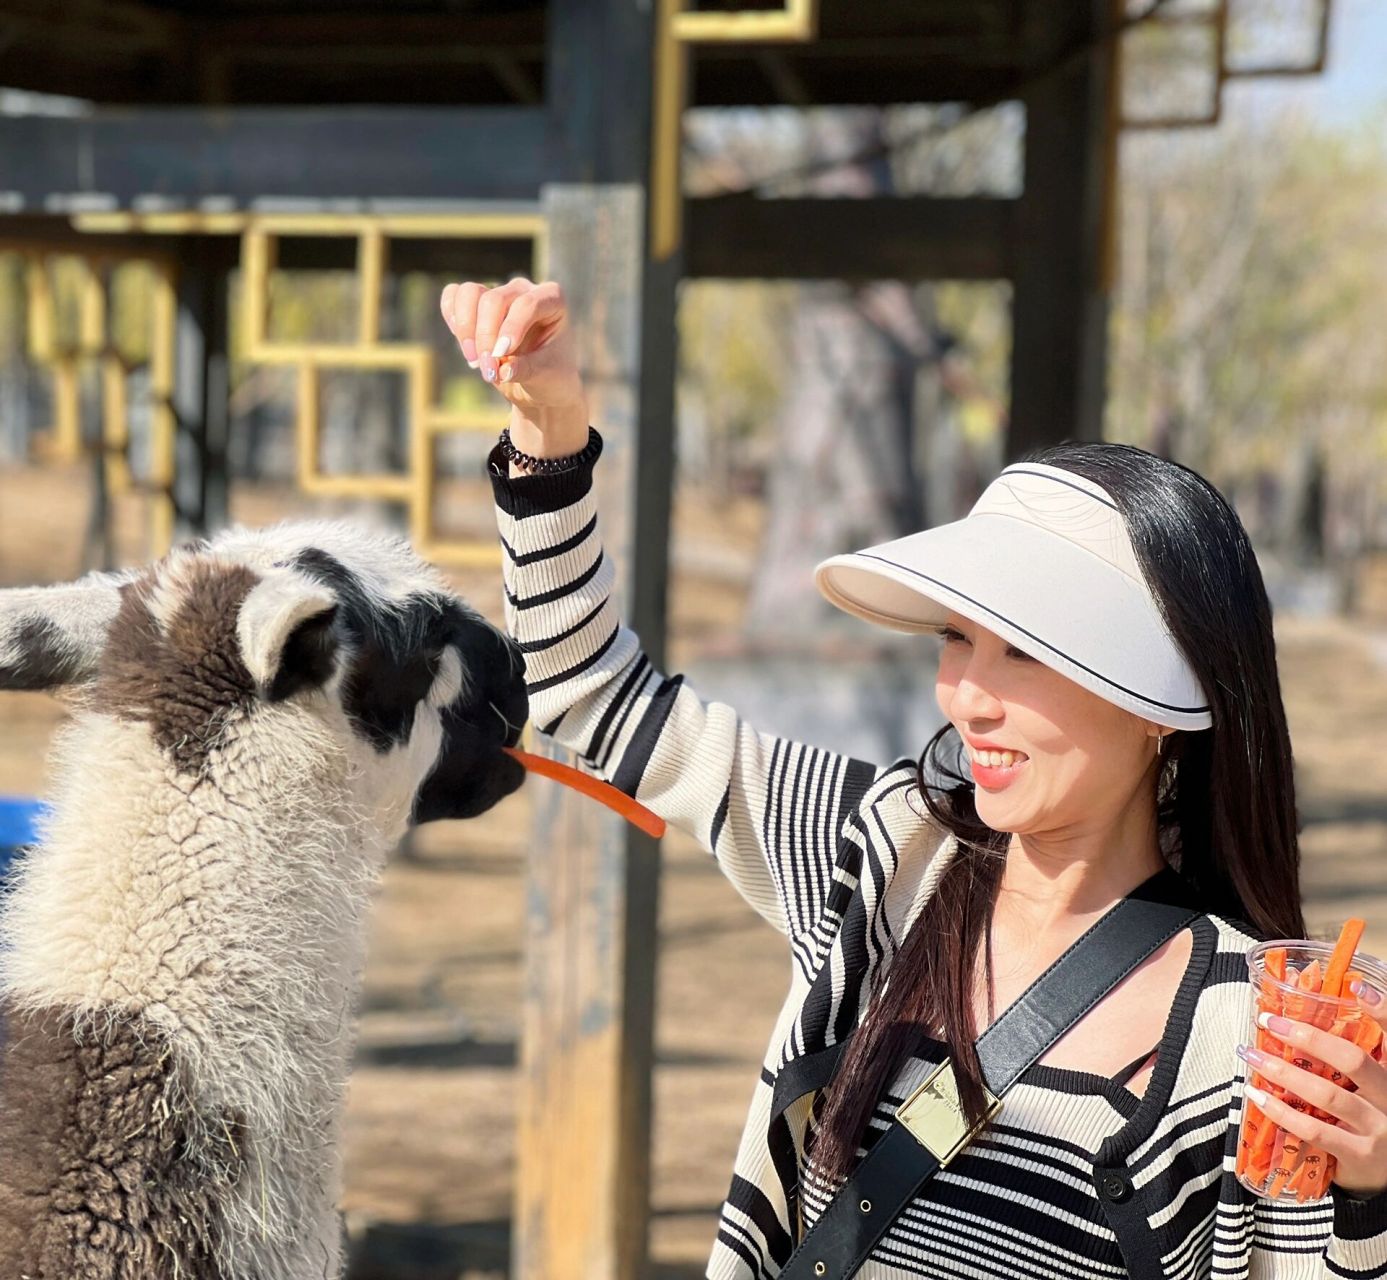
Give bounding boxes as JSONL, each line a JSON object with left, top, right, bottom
{"left": 443, "top": 276, "right": 1387, "bottom": 1280}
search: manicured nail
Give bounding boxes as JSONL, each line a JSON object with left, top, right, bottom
{"left": 492, "top": 335, "right": 512, "bottom": 359}
{"left": 499, "top": 363, "right": 515, "bottom": 383}
{"left": 1350, "top": 978, "right": 1382, "bottom": 1006}
{"left": 483, "top": 362, "right": 496, "bottom": 382}
{"left": 1236, "top": 1043, "right": 1268, "bottom": 1067}
{"left": 1246, "top": 1083, "right": 1270, "bottom": 1107}
{"left": 1257, "top": 1011, "right": 1294, "bottom": 1035}
{"left": 461, "top": 337, "right": 478, "bottom": 363}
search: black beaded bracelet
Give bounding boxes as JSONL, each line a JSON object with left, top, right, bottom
{"left": 498, "top": 425, "right": 601, "bottom": 476}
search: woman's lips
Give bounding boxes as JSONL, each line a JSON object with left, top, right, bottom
{"left": 969, "top": 754, "right": 1029, "bottom": 791}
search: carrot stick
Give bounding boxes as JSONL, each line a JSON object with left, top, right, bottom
{"left": 1287, "top": 1144, "right": 1332, "bottom": 1201}
{"left": 1267, "top": 1128, "right": 1298, "bottom": 1198}
{"left": 502, "top": 747, "right": 668, "bottom": 839}
{"left": 1266, "top": 963, "right": 1331, "bottom": 1194}
{"left": 1322, "top": 918, "right": 1366, "bottom": 998}
{"left": 1239, "top": 948, "right": 1290, "bottom": 1181}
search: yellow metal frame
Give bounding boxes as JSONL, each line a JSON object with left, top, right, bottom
{"left": 14, "top": 249, "right": 178, "bottom": 557}
{"left": 671, "top": 0, "right": 818, "bottom": 43}
{"left": 71, "top": 209, "right": 547, "bottom": 567}
{"left": 652, "top": 0, "right": 820, "bottom": 263}
{"left": 236, "top": 211, "right": 548, "bottom": 566}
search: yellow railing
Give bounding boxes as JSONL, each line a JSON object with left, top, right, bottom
{"left": 69, "top": 209, "right": 548, "bottom": 566}
{"left": 14, "top": 248, "right": 178, "bottom": 557}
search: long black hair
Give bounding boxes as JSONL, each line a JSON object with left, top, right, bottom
{"left": 809, "top": 440, "right": 1305, "bottom": 1185}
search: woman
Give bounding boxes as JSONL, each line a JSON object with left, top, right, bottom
{"left": 441, "top": 277, "right": 1387, "bottom": 1278}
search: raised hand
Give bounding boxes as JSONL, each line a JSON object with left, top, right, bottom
{"left": 440, "top": 277, "right": 589, "bottom": 460}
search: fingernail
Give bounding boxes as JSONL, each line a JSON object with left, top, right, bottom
{"left": 482, "top": 358, "right": 497, "bottom": 383}
{"left": 1257, "top": 1011, "right": 1293, "bottom": 1035}
{"left": 461, "top": 337, "right": 478, "bottom": 363}
{"left": 499, "top": 363, "right": 515, "bottom": 383}
{"left": 493, "top": 335, "right": 512, "bottom": 359}
{"left": 1350, "top": 978, "right": 1382, "bottom": 1006}
{"left": 1236, "top": 1043, "right": 1268, "bottom": 1067}
{"left": 1246, "top": 1083, "right": 1270, "bottom": 1107}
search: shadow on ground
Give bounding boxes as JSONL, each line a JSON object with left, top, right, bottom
{"left": 344, "top": 1212, "right": 718, "bottom": 1279}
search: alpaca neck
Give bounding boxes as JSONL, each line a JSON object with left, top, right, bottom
{"left": 0, "top": 708, "right": 408, "bottom": 1277}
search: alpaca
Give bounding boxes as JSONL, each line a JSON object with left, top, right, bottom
{"left": 0, "top": 520, "right": 529, "bottom": 1280}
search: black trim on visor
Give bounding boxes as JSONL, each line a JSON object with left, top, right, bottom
{"left": 848, "top": 552, "right": 1211, "bottom": 717}
{"left": 997, "top": 465, "right": 1121, "bottom": 512}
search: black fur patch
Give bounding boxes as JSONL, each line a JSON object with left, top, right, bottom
{"left": 414, "top": 621, "right": 529, "bottom": 822}
{"left": 292, "top": 547, "right": 527, "bottom": 752}
{"left": 289, "top": 547, "right": 530, "bottom": 820}
{"left": 266, "top": 604, "right": 341, "bottom": 703}
{"left": 0, "top": 616, "right": 86, "bottom": 689}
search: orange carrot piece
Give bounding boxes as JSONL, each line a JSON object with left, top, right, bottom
{"left": 1322, "top": 918, "right": 1366, "bottom": 998}
{"left": 1240, "top": 948, "right": 1291, "bottom": 1183}
{"left": 1266, "top": 1127, "right": 1300, "bottom": 1198}
{"left": 1287, "top": 1144, "right": 1332, "bottom": 1202}
{"left": 502, "top": 747, "right": 668, "bottom": 839}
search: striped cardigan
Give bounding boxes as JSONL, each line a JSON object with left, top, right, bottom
{"left": 488, "top": 432, "right": 1387, "bottom": 1279}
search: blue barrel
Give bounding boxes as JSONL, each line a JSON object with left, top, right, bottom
{"left": 0, "top": 796, "right": 43, "bottom": 882}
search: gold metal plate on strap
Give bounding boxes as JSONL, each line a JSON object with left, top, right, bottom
{"left": 895, "top": 1058, "right": 1003, "bottom": 1168}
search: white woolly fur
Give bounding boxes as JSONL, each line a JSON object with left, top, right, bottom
{"left": 0, "top": 518, "right": 487, "bottom": 1280}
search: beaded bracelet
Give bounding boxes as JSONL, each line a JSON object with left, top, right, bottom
{"left": 498, "top": 425, "right": 601, "bottom": 476}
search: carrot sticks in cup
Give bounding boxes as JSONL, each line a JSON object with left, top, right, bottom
{"left": 1236, "top": 920, "right": 1387, "bottom": 1202}
{"left": 502, "top": 746, "right": 667, "bottom": 839}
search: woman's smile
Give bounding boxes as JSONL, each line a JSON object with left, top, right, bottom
{"left": 968, "top": 750, "right": 1030, "bottom": 790}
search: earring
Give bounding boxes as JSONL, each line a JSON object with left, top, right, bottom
{"left": 1156, "top": 732, "right": 1166, "bottom": 759}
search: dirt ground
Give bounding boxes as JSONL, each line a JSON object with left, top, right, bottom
{"left": 3, "top": 461, "right": 1386, "bottom": 1279}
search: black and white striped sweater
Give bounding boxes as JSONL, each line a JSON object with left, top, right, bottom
{"left": 489, "top": 432, "right": 1387, "bottom": 1280}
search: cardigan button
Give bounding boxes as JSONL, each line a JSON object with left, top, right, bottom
{"left": 1098, "top": 1171, "right": 1132, "bottom": 1203}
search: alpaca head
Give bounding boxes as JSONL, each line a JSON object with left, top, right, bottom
{"left": 0, "top": 519, "right": 529, "bottom": 831}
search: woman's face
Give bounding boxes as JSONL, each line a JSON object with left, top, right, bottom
{"left": 932, "top": 608, "right": 1161, "bottom": 835}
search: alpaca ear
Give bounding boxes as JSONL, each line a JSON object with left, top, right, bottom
{"left": 0, "top": 571, "right": 132, "bottom": 691}
{"left": 237, "top": 571, "right": 341, "bottom": 702}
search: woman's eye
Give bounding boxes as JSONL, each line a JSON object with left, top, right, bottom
{"left": 935, "top": 626, "right": 1033, "bottom": 662}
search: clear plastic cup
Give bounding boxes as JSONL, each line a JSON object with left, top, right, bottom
{"left": 1236, "top": 939, "right": 1387, "bottom": 1202}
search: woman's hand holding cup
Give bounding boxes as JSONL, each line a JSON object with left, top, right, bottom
{"left": 439, "top": 278, "right": 589, "bottom": 474}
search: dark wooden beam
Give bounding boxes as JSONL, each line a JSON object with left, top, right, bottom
{"left": 686, "top": 195, "right": 1015, "bottom": 281}
{"left": 0, "top": 108, "right": 561, "bottom": 208}
{"left": 171, "top": 237, "right": 235, "bottom": 540}
{"left": 692, "top": 56, "right": 1024, "bottom": 106}
{"left": 1007, "top": 0, "right": 1115, "bottom": 455}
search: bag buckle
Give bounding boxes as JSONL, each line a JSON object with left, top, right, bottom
{"left": 895, "top": 1058, "right": 1002, "bottom": 1168}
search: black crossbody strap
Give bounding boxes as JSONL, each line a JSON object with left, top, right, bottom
{"left": 777, "top": 866, "right": 1202, "bottom": 1280}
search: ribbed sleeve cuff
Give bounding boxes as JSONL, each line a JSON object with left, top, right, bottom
{"left": 1332, "top": 1183, "right": 1387, "bottom": 1240}
{"left": 487, "top": 427, "right": 603, "bottom": 518}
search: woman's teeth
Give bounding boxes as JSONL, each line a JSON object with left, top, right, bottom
{"left": 970, "top": 747, "right": 1028, "bottom": 768}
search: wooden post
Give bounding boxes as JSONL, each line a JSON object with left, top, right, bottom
{"left": 1007, "top": 2, "right": 1118, "bottom": 457}
{"left": 172, "top": 238, "right": 233, "bottom": 538}
{"left": 513, "top": 181, "right": 672, "bottom": 1280}
{"left": 515, "top": 0, "right": 678, "bottom": 1274}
